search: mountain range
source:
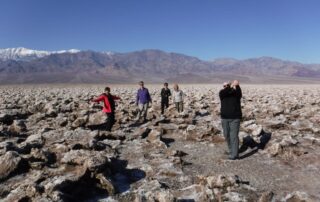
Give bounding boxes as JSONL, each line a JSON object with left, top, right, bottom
{"left": 0, "top": 47, "right": 80, "bottom": 61}
{"left": 0, "top": 48, "right": 320, "bottom": 84}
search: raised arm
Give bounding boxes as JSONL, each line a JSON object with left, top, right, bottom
{"left": 112, "top": 95, "right": 121, "bottom": 100}
{"left": 235, "top": 86, "right": 242, "bottom": 98}
{"left": 231, "top": 80, "right": 242, "bottom": 98}
{"left": 92, "top": 95, "right": 104, "bottom": 103}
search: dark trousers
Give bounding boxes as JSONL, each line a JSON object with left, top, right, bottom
{"left": 106, "top": 112, "right": 115, "bottom": 131}
{"left": 161, "top": 99, "right": 169, "bottom": 114}
{"left": 222, "top": 119, "right": 240, "bottom": 159}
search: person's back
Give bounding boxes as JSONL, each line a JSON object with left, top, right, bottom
{"left": 173, "top": 89, "right": 183, "bottom": 103}
{"left": 136, "top": 81, "right": 152, "bottom": 122}
{"left": 161, "top": 88, "right": 171, "bottom": 101}
{"left": 92, "top": 87, "right": 120, "bottom": 131}
{"left": 219, "top": 85, "right": 242, "bottom": 119}
{"left": 219, "top": 81, "right": 242, "bottom": 160}
{"left": 105, "top": 93, "right": 116, "bottom": 112}
{"left": 161, "top": 83, "right": 171, "bottom": 115}
{"left": 94, "top": 93, "right": 117, "bottom": 113}
{"left": 137, "top": 88, "right": 151, "bottom": 104}
{"left": 173, "top": 84, "right": 184, "bottom": 113}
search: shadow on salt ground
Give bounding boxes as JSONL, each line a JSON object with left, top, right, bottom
{"left": 195, "top": 111, "right": 210, "bottom": 117}
{"left": 128, "top": 121, "right": 145, "bottom": 128}
{"left": 128, "top": 117, "right": 157, "bottom": 127}
{"left": 87, "top": 123, "right": 108, "bottom": 131}
{"left": 57, "top": 159, "right": 146, "bottom": 202}
{"left": 160, "top": 137, "right": 175, "bottom": 147}
{"left": 239, "top": 130, "right": 272, "bottom": 159}
{"left": 109, "top": 158, "right": 146, "bottom": 194}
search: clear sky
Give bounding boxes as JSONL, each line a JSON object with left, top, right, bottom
{"left": 1, "top": 0, "right": 320, "bottom": 63}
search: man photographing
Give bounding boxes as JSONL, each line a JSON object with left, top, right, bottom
{"left": 219, "top": 80, "right": 242, "bottom": 160}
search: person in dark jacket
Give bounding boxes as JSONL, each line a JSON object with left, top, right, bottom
{"left": 219, "top": 80, "right": 242, "bottom": 160}
{"left": 136, "top": 81, "right": 152, "bottom": 122}
{"left": 92, "top": 87, "right": 121, "bottom": 131}
{"left": 160, "top": 83, "right": 171, "bottom": 115}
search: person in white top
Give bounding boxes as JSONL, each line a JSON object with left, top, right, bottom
{"left": 172, "top": 84, "right": 184, "bottom": 113}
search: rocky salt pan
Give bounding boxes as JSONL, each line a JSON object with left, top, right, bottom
{"left": 0, "top": 84, "right": 319, "bottom": 201}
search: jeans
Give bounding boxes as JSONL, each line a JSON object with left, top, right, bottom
{"left": 137, "top": 103, "right": 149, "bottom": 121}
{"left": 175, "top": 101, "right": 183, "bottom": 113}
{"left": 221, "top": 119, "right": 240, "bottom": 159}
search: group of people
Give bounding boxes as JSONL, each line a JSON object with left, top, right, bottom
{"left": 92, "top": 80, "right": 242, "bottom": 160}
{"left": 91, "top": 81, "right": 185, "bottom": 129}
{"left": 135, "top": 81, "right": 185, "bottom": 122}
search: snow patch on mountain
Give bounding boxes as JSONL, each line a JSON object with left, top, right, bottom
{"left": 102, "top": 51, "right": 115, "bottom": 56}
{"left": 0, "top": 47, "right": 81, "bottom": 61}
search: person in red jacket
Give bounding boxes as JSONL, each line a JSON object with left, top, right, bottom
{"left": 92, "top": 87, "right": 121, "bottom": 131}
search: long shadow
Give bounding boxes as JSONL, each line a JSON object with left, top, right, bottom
{"left": 47, "top": 158, "right": 146, "bottom": 202}
{"left": 239, "top": 148, "right": 259, "bottom": 159}
{"left": 239, "top": 130, "right": 272, "bottom": 159}
{"left": 108, "top": 158, "right": 146, "bottom": 194}
{"left": 195, "top": 111, "right": 210, "bottom": 117}
{"left": 54, "top": 169, "right": 110, "bottom": 202}
{"left": 235, "top": 175, "right": 250, "bottom": 185}
{"left": 160, "top": 137, "right": 175, "bottom": 147}
{"left": 128, "top": 118, "right": 155, "bottom": 128}
{"left": 154, "top": 118, "right": 171, "bottom": 126}
{"left": 258, "top": 131, "right": 272, "bottom": 150}
{"left": 87, "top": 123, "right": 107, "bottom": 131}
{"left": 128, "top": 121, "right": 145, "bottom": 128}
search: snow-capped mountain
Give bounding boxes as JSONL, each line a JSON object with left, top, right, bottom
{"left": 0, "top": 48, "right": 320, "bottom": 84}
{"left": 0, "top": 47, "right": 80, "bottom": 61}
{"left": 102, "top": 51, "right": 115, "bottom": 56}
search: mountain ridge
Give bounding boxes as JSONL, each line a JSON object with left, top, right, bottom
{"left": 0, "top": 48, "right": 320, "bottom": 84}
{"left": 0, "top": 47, "right": 80, "bottom": 61}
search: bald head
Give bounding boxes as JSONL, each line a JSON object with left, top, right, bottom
{"left": 232, "top": 80, "right": 240, "bottom": 86}
{"left": 223, "top": 82, "right": 230, "bottom": 88}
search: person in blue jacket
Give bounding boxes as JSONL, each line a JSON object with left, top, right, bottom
{"left": 136, "top": 81, "right": 152, "bottom": 122}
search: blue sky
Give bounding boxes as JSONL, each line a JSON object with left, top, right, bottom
{"left": 1, "top": 0, "right": 320, "bottom": 63}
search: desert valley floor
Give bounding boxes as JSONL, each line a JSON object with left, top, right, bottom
{"left": 0, "top": 84, "right": 320, "bottom": 202}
